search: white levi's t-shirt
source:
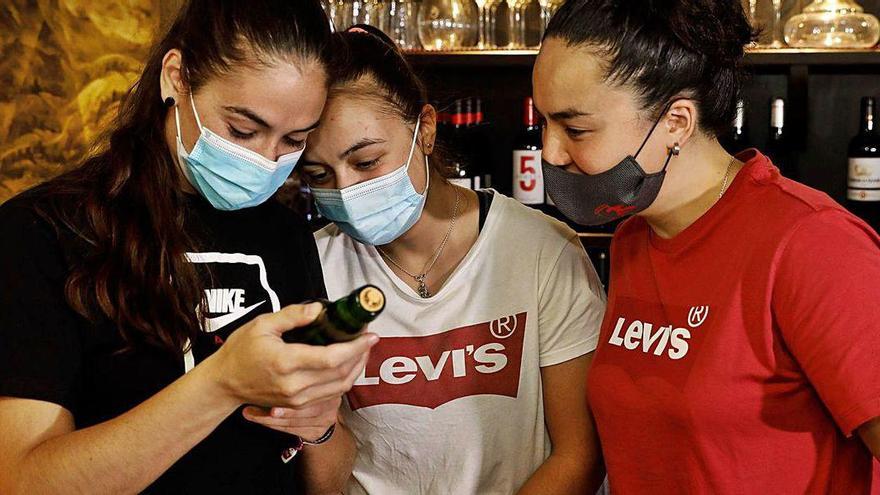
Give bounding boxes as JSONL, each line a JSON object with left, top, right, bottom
{"left": 315, "top": 191, "right": 606, "bottom": 495}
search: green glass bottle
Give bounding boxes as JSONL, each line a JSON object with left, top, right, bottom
{"left": 283, "top": 285, "right": 385, "bottom": 346}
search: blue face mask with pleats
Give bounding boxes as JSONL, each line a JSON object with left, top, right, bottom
{"left": 311, "top": 120, "right": 429, "bottom": 246}
{"left": 175, "top": 94, "right": 303, "bottom": 211}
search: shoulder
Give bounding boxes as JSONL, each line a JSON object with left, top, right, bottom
{"left": 780, "top": 207, "right": 878, "bottom": 261}
{"left": 313, "top": 222, "right": 361, "bottom": 264}
{"left": 314, "top": 222, "right": 344, "bottom": 248}
{"left": 490, "top": 192, "right": 579, "bottom": 245}
{"left": 0, "top": 190, "right": 63, "bottom": 247}
{"left": 0, "top": 190, "right": 73, "bottom": 280}
{"left": 737, "top": 150, "right": 847, "bottom": 224}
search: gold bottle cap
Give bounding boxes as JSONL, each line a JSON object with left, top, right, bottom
{"left": 358, "top": 286, "right": 385, "bottom": 313}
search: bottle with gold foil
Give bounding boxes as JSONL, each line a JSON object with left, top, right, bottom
{"left": 284, "top": 285, "right": 385, "bottom": 346}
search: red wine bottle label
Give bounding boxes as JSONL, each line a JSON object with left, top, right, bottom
{"left": 513, "top": 150, "right": 544, "bottom": 204}
{"left": 848, "top": 157, "right": 880, "bottom": 202}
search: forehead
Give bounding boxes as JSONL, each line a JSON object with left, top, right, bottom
{"left": 304, "top": 92, "right": 404, "bottom": 160}
{"left": 533, "top": 38, "right": 617, "bottom": 113}
{"left": 320, "top": 91, "right": 399, "bottom": 134}
{"left": 205, "top": 60, "right": 327, "bottom": 126}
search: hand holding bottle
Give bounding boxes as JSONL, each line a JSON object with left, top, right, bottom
{"left": 204, "top": 302, "right": 379, "bottom": 419}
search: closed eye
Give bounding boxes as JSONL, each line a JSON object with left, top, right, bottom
{"left": 354, "top": 159, "right": 380, "bottom": 170}
{"left": 301, "top": 166, "right": 333, "bottom": 186}
{"left": 565, "top": 127, "right": 592, "bottom": 138}
{"left": 284, "top": 136, "right": 306, "bottom": 150}
{"left": 228, "top": 125, "right": 256, "bottom": 139}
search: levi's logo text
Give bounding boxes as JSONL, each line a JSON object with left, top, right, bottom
{"left": 347, "top": 312, "right": 527, "bottom": 410}
{"left": 597, "top": 298, "right": 713, "bottom": 387}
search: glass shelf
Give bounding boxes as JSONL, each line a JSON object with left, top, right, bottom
{"left": 405, "top": 48, "right": 880, "bottom": 67}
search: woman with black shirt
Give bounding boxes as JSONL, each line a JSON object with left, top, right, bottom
{"left": 0, "top": 1, "right": 376, "bottom": 493}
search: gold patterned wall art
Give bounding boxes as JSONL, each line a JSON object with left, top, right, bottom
{"left": 0, "top": 0, "right": 179, "bottom": 204}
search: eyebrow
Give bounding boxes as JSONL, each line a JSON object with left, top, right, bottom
{"left": 224, "top": 106, "right": 321, "bottom": 133}
{"left": 340, "top": 138, "right": 386, "bottom": 159}
{"left": 548, "top": 108, "right": 594, "bottom": 121}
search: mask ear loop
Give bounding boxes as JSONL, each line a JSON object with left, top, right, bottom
{"left": 406, "top": 118, "right": 430, "bottom": 196}
{"left": 175, "top": 93, "right": 204, "bottom": 153}
{"left": 633, "top": 99, "right": 684, "bottom": 173}
{"left": 188, "top": 93, "right": 205, "bottom": 131}
{"left": 174, "top": 103, "right": 184, "bottom": 144}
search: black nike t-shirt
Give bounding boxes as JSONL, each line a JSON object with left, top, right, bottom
{"left": 0, "top": 190, "right": 326, "bottom": 494}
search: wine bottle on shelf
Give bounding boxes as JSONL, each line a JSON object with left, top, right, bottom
{"left": 448, "top": 98, "right": 480, "bottom": 189}
{"left": 470, "top": 97, "right": 493, "bottom": 189}
{"left": 512, "top": 96, "right": 544, "bottom": 205}
{"left": 766, "top": 97, "right": 795, "bottom": 178}
{"left": 847, "top": 96, "right": 880, "bottom": 230}
{"left": 720, "top": 99, "right": 750, "bottom": 154}
{"left": 464, "top": 97, "right": 476, "bottom": 127}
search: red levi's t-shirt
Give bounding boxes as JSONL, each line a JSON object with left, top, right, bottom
{"left": 588, "top": 150, "right": 880, "bottom": 494}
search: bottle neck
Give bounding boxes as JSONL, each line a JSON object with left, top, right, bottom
{"left": 452, "top": 99, "right": 466, "bottom": 128}
{"left": 771, "top": 101, "right": 785, "bottom": 132}
{"left": 523, "top": 97, "right": 537, "bottom": 127}
{"left": 861, "top": 99, "right": 876, "bottom": 134}
{"left": 734, "top": 101, "right": 745, "bottom": 133}
{"left": 474, "top": 98, "right": 484, "bottom": 125}
{"left": 326, "top": 295, "right": 371, "bottom": 335}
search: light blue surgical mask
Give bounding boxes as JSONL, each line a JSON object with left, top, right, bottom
{"left": 175, "top": 94, "right": 303, "bottom": 211}
{"left": 311, "top": 120, "right": 429, "bottom": 246}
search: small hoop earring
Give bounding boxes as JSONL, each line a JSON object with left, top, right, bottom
{"left": 669, "top": 143, "right": 681, "bottom": 156}
{"left": 164, "top": 96, "right": 176, "bottom": 107}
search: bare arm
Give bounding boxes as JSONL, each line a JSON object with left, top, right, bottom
{"left": 243, "top": 397, "right": 361, "bottom": 493}
{"left": 0, "top": 304, "right": 377, "bottom": 494}
{"left": 517, "top": 352, "right": 604, "bottom": 495}
{"left": 298, "top": 422, "right": 357, "bottom": 495}
{"left": 858, "top": 416, "right": 880, "bottom": 459}
{"left": 0, "top": 360, "right": 237, "bottom": 494}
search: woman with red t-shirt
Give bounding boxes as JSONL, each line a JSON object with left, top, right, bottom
{"left": 533, "top": 0, "right": 880, "bottom": 493}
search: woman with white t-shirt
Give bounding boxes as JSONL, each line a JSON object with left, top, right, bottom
{"left": 298, "top": 25, "right": 607, "bottom": 495}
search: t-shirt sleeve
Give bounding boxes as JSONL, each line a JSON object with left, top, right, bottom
{"left": 773, "top": 208, "right": 880, "bottom": 436}
{"left": 0, "top": 205, "right": 83, "bottom": 412}
{"left": 537, "top": 233, "right": 606, "bottom": 367}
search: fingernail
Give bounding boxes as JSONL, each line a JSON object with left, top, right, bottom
{"left": 366, "top": 334, "right": 380, "bottom": 346}
{"left": 305, "top": 302, "right": 323, "bottom": 319}
{"left": 271, "top": 408, "right": 282, "bottom": 418}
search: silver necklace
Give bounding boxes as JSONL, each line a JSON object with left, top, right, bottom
{"left": 718, "top": 157, "right": 737, "bottom": 200}
{"left": 378, "top": 188, "right": 461, "bottom": 298}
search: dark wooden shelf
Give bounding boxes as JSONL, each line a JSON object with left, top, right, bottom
{"left": 405, "top": 48, "right": 880, "bottom": 68}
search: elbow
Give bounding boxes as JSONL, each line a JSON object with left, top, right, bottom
{"left": 552, "top": 447, "right": 606, "bottom": 490}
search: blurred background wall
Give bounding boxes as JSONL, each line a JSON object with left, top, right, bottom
{"left": 0, "top": 0, "right": 181, "bottom": 203}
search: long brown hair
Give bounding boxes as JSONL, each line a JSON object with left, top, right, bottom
{"left": 26, "top": 0, "right": 331, "bottom": 354}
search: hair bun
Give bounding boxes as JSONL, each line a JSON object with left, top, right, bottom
{"left": 660, "top": 0, "right": 757, "bottom": 65}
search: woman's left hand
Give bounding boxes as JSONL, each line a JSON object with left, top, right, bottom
{"left": 242, "top": 397, "right": 341, "bottom": 441}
